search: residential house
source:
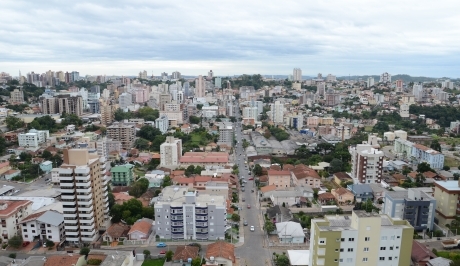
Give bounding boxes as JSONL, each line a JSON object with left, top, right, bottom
{"left": 113, "top": 192, "right": 134, "bottom": 205}
{"left": 317, "top": 192, "right": 335, "bottom": 205}
{"left": 262, "top": 187, "right": 314, "bottom": 206}
{"left": 43, "top": 255, "right": 84, "bottom": 266}
{"left": 275, "top": 221, "right": 305, "bottom": 244}
{"left": 172, "top": 246, "right": 200, "bottom": 263}
{"left": 127, "top": 219, "right": 153, "bottom": 240}
{"left": 369, "top": 183, "right": 387, "bottom": 202}
{"left": 268, "top": 170, "right": 292, "bottom": 188}
{"left": 2, "top": 170, "right": 21, "bottom": 180}
{"left": 290, "top": 164, "right": 321, "bottom": 188}
{"left": 333, "top": 172, "right": 352, "bottom": 186}
{"left": 411, "top": 240, "right": 437, "bottom": 266}
{"left": 205, "top": 241, "right": 236, "bottom": 266}
{"left": 331, "top": 187, "right": 354, "bottom": 205}
{"left": 0, "top": 162, "right": 11, "bottom": 176}
{"left": 427, "top": 257, "right": 452, "bottom": 266}
{"left": 20, "top": 210, "right": 65, "bottom": 243}
{"left": 0, "top": 200, "right": 33, "bottom": 241}
{"left": 347, "top": 184, "right": 374, "bottom": 202}
{"left": 102, "top": 223, "right": 130, "bottom": 242}
{"left": 393, "top": 173, "right": 407, "bottom": 185}
{"left": 266, "top": 205, "right": 295, "bottom": 223}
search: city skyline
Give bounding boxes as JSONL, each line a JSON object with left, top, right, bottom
{"left": 0, "top": 0, "right": 459, "bottom": 77}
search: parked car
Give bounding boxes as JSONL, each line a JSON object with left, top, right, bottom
{"left": 250, "top": 226, "right": 255, "bottom": 232}
{"left": 248, "top": 177, "right": 254, "bottom": 180}
{"left": 157, "top": 242, "right": 167, "bottom": 248}
{"left": 243, "top": 221, "right": 248, "bottom": 226}
{"left": 159, "top": 250, "right": 166, "bottom": 255}
{"left": 247, "top": 204, "right": 251, "bottom": 209}
{"left": 242, "top": 198, "right": 245, "bottom": 202}
{"left": 22, "top": 241, "right": 30, "bottom": 247}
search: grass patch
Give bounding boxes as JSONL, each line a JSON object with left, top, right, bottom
{"left": 364, "top": 126, "right": 373, "bottom": 132}
{"left": 436, "top": 250, "right": 460, "bottom": 261}
{"left": 141, "top": 259, "right": 165, "bottom": 266}
{"left": 445, "top": 157, "right": 460, "bottom": 168}
{"left": 133, "top": 167, "right": 146, "bottom": 177}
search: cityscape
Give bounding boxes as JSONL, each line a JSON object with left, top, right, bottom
{"left": 1, "top": 1, "right": 460, "bottom": 266}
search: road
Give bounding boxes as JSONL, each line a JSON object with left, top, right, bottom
{"left": 233, "top": 103, "right": 272, "bottom": 266}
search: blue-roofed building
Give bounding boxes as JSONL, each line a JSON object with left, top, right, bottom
{"left": 347, "top": 184, "right": 374, "bottom": 203}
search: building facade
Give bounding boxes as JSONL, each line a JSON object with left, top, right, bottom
{"left": 106, "top": 123, "right": 136, "bottom": 150}
{"left": 21, "top": 210, "right": 65, "bottom": 242}
{"left": 433, "top": 180, "right": 460, "bottom": 226}
{"left": 349, "top": 144, "right": 384, "bottom": 184}
{"left": 160, "top": 137, "right": 182, "bottom": 167}
{"left": 0, "top": 200, "right": 32, "bottom": 241}
{"left": 18, "top": 129, "right": 50, "bottom": 148}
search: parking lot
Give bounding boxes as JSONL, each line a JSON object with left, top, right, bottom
{"left": 0, "top": 172, "right": 53, "bottom": 196}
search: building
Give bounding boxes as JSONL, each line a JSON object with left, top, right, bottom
{"left": 20, "top": 210, "right": 65, "bottom": 242}
{"left": 127, "top": 219, "right": 153, "bottom": 240}
{"left": 293, "top": 68, "right": 302, "bottom": 82}
{"left": 309, "top": 210, "right": 414, "bottom": 266}
{"left": 433, "top": 180, "right": 460, "bottom": 226}
{"left": 106, "top": 122, "right": 136, "bottom": 150}
{"left": 217, "top": 122, "right": 233, "bottom": 146}
{"left": 400, "top": 104, "right": 409, "bottom": 119}
{"left": 40, "top": 95, "right": 83, "bottom": 116}
{"left": 153, "top": 187, "right": 226, "bottom": 240}
{"left": 58, "top": 149, "right": 110, "bottom": 243}
{"left": 331, "top": 187, "right": 355, "bottom": 205}
{"left": 139, "top": 70, "right": 147, "bottom": 79}
{"left": 0, "top": 200, "right": 32, "bottom": 241}
{"left": 243, "top": 106, "right": 258, "bottom": 121}
{"left": 110, "top": 164, "right": 135, "bottom": 186}
{"left": 100, "top": 102, "right": 117, "bottom": 126}
{"left": 155, "top": 115, "right": 169, "bottom": 134}
{"left": 367, "top": 77, "right": 375, "bottom": 88}
{"left": 393, "top": 139, "right": 444, "bottom": 169}
{"left": 271, "top": 101, "right": 284, "bottom": 124}
{"left": 325, "top": 90, "right": 341, "bottom": 106}
{"left": 195, "top": 75, "right": 205, "bottom": 98}
{"left": 395, "top": 80, "right": 404, "bottom": 92}
{"left": 118, "top": 93, "right": 132, "bottom": 109}
{"left": 204, "top": 241, "right": 236, "bottom": 266}
{"left": 383, "top": 188, "right": 436, "bottom": 231}
{"left": 316, "top": 82, "right": 326, "bottom": 96}
{"left": 179, "top": 152, "right": 229, "bottom": 168}
{"left": 215, "top": 77, "right": 222, "bottom": 89}
{"left": 349, "top": 143, "right": 384, "bottom": 184}
{"left": 275, "top": 221, "right": 305, "bottom": 244}
{"left": 380, "top": 72, "right": 391, "bottom": 83}
{"left": 18, "top": 129, "right": 50, "bottom": 148}
{"left": 268, "top": 170, "right": 292, "bottom": 188}
{"left": 160, "top": 137, "right": 182, "bottom": 167}
{"left": 10, "top": 88, "right": 24, "bottom": 104}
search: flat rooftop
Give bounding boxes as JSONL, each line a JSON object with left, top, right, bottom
{"left": 153, "top": 187, "right": 226, "bottom": 207}
{"left": 435, "top": 180, "right": 460, "bottom": 191}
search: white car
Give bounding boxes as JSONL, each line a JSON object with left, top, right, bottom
{"left": 250, "top": 226, "right": 255, "bottom": 232}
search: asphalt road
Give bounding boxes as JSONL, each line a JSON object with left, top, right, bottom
{"left": 233, "top": 104, "right": 272, "bottom": 266}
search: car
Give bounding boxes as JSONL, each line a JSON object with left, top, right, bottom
{"left": 242, "top": 188, "right": 245, "bottom": 192}
{"left": 242, "top": 198, "right": 245, "bottom": 202}
{"left": 250, "top": 226, "right": 255, "bottom": 231}
{"left": 247, "top": 204, "right": 251, "bottom": 209}
{"left": 251, "top": 189, "right": 254, "bottom": 192}
{"left": 248, "top": 177, "right": 254, "bottom": 180}
{"left": 243, "top": 180, "right": 247, "bottom": 183}
{"left": 159, "top": 250, "right": 166, "bottom": 255}
{"left": 243, "top": 220, "right": 248, "bottom": 226}
{"left": 156, "top": 242, "right": 167, "bottom": 248}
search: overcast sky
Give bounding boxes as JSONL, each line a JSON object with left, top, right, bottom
{"left": 1, "top": 0, "right": 459, "bottom": 77}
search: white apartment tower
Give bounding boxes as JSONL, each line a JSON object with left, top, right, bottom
{"left": 349, "top": 136, "right": 384, "bottom": 184}
{"left": 367, "top": 77, "right": 375, "bottom": 88}
{"left": 59, "top": 149, "right": 109, "bottom": 243}
{"left": 380, "top": 72, "right": 391, "bottom": 83}
{"left": 160, "top": 136, "right": 182, "bottom": 167}
{"left": 195, "top": 75, "right": 205, "bottom": 98}
{"left": 412, "top": 84, "right": 424, "bottom": 101}
{"left": 399, "top": 104, "right": 409, "bottom": 119}
{"left": 118, "top": 92, "right": 132, "bottom": 109}
{"left": 316, "top": 82, "right": 326, "bottom": 96}
{"left": 271, "top": 101, "right": 285, "bottom": 124}
{"left": 293, "top": 68, "right": 302, "bottom": 82}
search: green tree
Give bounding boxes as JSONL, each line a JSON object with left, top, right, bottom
{"left": 189, "top": 116, "right": 200, "bottom": 124}
{"left": 162, "top": 176, "right": 172, "bottom": 187}
{"left": 0, "top": 136, "right": 7, "bottom": 155}
{"left": 46, "top": 239, "right": 55, "bottom": 247}
{"left": 80, "top": 247, "right": 90, "bottom": 256}
{"left": 185, "top": 165, "right": 195, "bottom": 177}
{"left": 143, "top": 250, "right": 151, "bottom": 259}
{"left": 329, "top": 159, "right": 343, "bottom": 173}
{"left": 41, "top": 150, "right": 53, "bottom": 160}
{"left": 274, "top": 253, "right": 290, "bottom": 266}
{"left": 264, "top": 220, "right": 275, "bottom": 234}
{"left": 417, "top": 162, "right": 433, "bottom": 173}
{"left": 196, "top": 104, "right": 203, "bottom": 110}
{"left": 19, "top": 152, "right": 32, "bottom": 162}
{"left": 134, "top": 138, "right": 150, "bottom": 150}
{"left": 165, "top": 250, "right": 173, "bottom": 261}
{"left": 231, "top": 213, "right": 240, "bottom": 222}
{"left": 138, "top": 125, "right": 161, "bottom": 141}
{"left": 5, "top": 116, "right": 25, "bottom": 130}
{"left": 253, "top": 164, "right": 263, "bottom": 176}
{"left": 430, "top": 140, "right": 442, "bottom": 152}
{"left": 7, "top": 235, "right": 23, "bottom": 248}
{"left": 137, "top": 107, "right": 159, "bottom": 121}
{"left": 8, "top": 253, "right": 16, "bottom": 259}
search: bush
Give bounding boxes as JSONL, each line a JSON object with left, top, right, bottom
{"left": 87, "top": 258, "right": 102, "bottom": 265}
{"left": 46, "top": 240, "right": 55, "bottom": 247}
{"left": 8, "top": 253, "right": 16, "bottom": 259}
{"left": 80, "top": 247, "right": 90, "bottom": 256}
{"left": 143, "top": 250, "right": 151, "bottom": 259}
{"left": 165, "top": 250, "right": 173, "bottom": 261}
{"left": 432, "top": 248, "right": 438, "bottom": 256}
{"left": 7, "top": 235, "right": 23, "bottom": 249}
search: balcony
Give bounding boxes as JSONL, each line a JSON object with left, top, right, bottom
{"left": 60, "top": 188, "right": 75, "bottom": 194}
{"left": 172, "top": 234, "right": 183, "bottom": 239}
{"left": 80, "top": 217, "right": 95, "bottom": 224}
{"left": 63, "top": 207, "right": 76, "bottom": 212}
{"left": 66, "top": 231, "right": 80, "bottom": 236}
{"left": 59, "top": 176, "right": 74, "bottom": 181}
{"left": 77, "top": 194, "right": 92, "bottom": 200}
{"left": 195, "top": 217, "right": 208, "bottom": 222}
{"left": 81, "top": 236, "right": 96, "bottom": 242}
{"left": 195, "top": 211, "right": 208, "bottom": 215}
{"left": 79, "top": 212, "right": 94, "bottom": 218}
{"left": 196, "top": 231, "right": 208, "bottom": 234}
{"left": 171, "top": 230, "right": 184, "bottom": 234}
{"left": 80, "top": 225, "right": 95, "bottom": 231}
{"left": 196, "top": 223, "right": 208, "bottom": 228}
{"left": 79, "top": 207, "right": 94, "bottom": 212}
{"left": 63, "top": 213, "right": 78, "bottom": 219}
{"left": 76, "top": 187, "right": 92, "bottom": 193}
{"left": 171, "top": 210, "right": 183, "bottom": 214}
{"left": 76, "top": 180, "right": 91, "bottom": 187}
{"left": 61, "top": 194, "right": 76, "bottom": 200}
{"left": 64, "top": 225, "right": 78, "bottom": 230}
{"left": 66, "top": 237, "right": 80, "bottom": 242}
{"left": 171, "top": 223, "right": 184, "bottom": 228}
{"left": 76, "top": 175, "right": 91, "bottom": 182}
{"left": 171, "top": 216, "right": 183, "bottom": 221}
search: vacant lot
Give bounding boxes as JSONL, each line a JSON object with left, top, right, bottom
{"left": 142, "top": 259, "right": 165, "bottom": 266}
{"left": 445, "top": 157, "right": 460, "bottom": 168}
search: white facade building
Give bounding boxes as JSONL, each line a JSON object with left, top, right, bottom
{"left": 155, "top": 115, "right": 169, "bottom": 134}
{"left": 349, "top": 141, "right": 384, "bottom": 184}
{"left": 293, "top": 68, "right": 302, "bottom": 82}
{"left": 118, "top": 92, "right": 132, "bottom": 109}
{"left": 380, "top": 72, "right": 391, "bottom": 83}
{"left": 160, "top": 137, "right": 182, "bottom": 167}
{"left": 271, "top": 101, "right": 284, "bottom": 124}
{"left": 18, "top": 129, "right": 50, "bottom": 148}
{"left": 21, "top": 210, "right": 65, "bottom": 242}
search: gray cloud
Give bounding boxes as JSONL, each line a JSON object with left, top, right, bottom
{"left": 0, "top": 0, "right": 459, "bottom": 77}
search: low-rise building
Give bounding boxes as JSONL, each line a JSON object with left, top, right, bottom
{"left": 347, "top": 184, "right": 374, "bottom": 202}
{"left": 179, "top": 152, "right": 229, "bottom": 168}
{"left": 433, "top": 180, "right": 460, "bottom": 226}
{"left": 20, "top": 210, "right": 65, "bottom": 243}
{"left": 18, "top": 129, "right": 50, "bottom": 148}
{"left": 102, "top": 223, "right": 130, "bottom": 242}
{"left": 204, "top": 241, "right": 236, "bottom": 266}
{"left": 268, "top": 170, "right": 292, "bottom": 188}
{"left": 276, "top": 221, "right": 305, "bottom": 244}
{"left": 0, "top": 200, "right": 32, "bottom": 241}
{"left": 110, "top": 164, "right": 135, "bottom": 186}
{"left": 331, "top": 187, "right": 354, "bottom": 205}
{"left": 127, "top": 219, "right": 153, "bottom": 240}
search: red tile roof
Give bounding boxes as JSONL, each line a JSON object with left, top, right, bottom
{"left": 206, "top": 241, "right": 235, "bottom": 263}
{"left": 173, "top": 246, "right": 199, "bottom": 261}
{"left": 128, "top": 220, "right": 152, "bottom": 235}
{"left": 267, "top": 170, "right": 291, "bottom": 176}
{"left": 0, "top": 200, "right": 32, "bottom": 219}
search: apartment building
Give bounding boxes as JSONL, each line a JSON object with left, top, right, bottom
{"left": 153, "top": 187, "right": 226, "bottom": 240}
{"left": 160, "top": 137, "right": 182, "bottom": 167}
{"left": 0, "top": 200, "right": 32, "bottom": 241}
{"left": 268, "top": 170, "right": 292, "bottom": 188}
{"left": 118, "top": 92, "right": 132, "bottom": 109}
{"left": 21, "top": 210, "right": 65, "bottom": 242}
{"left": 18, "top": 129, "right": 50, "bottom": 148}
{"left": 217, "top": 122, "right": 233, "bottom": 146}
{"left": 383, "top": 188, "right": 436, "bottom": 231}
{"left": 155, "top": 115, "right": 169, "bottom": 134}
{"left": 40, "top": 95, "right": 83, "bottom": 116}
{"left": 293, "top": 68, "right": 302, "bottom": 82}
{"left": 349, "top": 144, "right": 384, "bottom": 184}
{"left": 59, "top": 149, "right": 110, "bottom": 243}
{"left": 271, "top": 101, "right": 284, "bottom": 124}
{"left": 195, "top": 75, "right": 205, "bottom": 98}
{"left": 243, "top": 107, "right": 258, "bottom": 121}
{"left": 10, "top": 88, "right": 24, "bottom": 104}
{"left": 309, "top": 210, "right": 413, "bottom": 266}
{"left": 433, "top": 180, "right": 460, "bottom": 226}
{"left": 110, "top": 164, "right": 135, "bottom": 186}
{"left": 100, "top": 102, "right": 118, "bottom": 126}
{"left": 393, "top": 139, "right": 444, "bottom": 169}
{"left": 106, "top": 122, "right": 136, "bottom": 150}
{"left": 380, "top": 72, "right": 392, "bottom": 83}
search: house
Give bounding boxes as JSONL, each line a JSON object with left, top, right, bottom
{"left": 392, "top": 173, "right": 407, "bottom": 184}
{"left": 290, "top": 164, "right": 321, "bottom": 188}
{"left": 2, "top": 169, "right": 21, "bottom": 180}
{"left": 411, "top": 240, "right": 437, "bottom": 266}
{"left": 333, "top": 172, "right": 352, "bottom": 186}
{"left": 205, "top": 241, "right": 235, "bottom": 266}
{"left": 39, "top": 160, "right": 53, "bottom": 173}
{"left": 43, "top": 255, "right": 84, "bottom": 266}
{"left": 368, "top": 183, "right": 387, "bottom": 202}
{"left": 0, "top": 162, "right": 11, "bottom": 176}
{"left": 275, "top": 221, "right": 305, "bottom": 244}
{"left": 0, "top": 200, "right": 32, "bottom": 241}
{"left": 427, "top": 257, "right": 452, "bottom": 266}
{"left": 127, "top": 219, "right": 153, "bottom": 240}
{"left": 113, "top": 192, "right": 134, "bottom": 205}
{"left": 287, "top": 250, "right": 310, "bottom": 266}
{"left": 102, "top": 223, "right": 130, "bottom": 242}
{"left": 317, "top": 192, "right": 335, "bottom": 205}
{"left": 438, "top": 170, "right": 454, "bottom": 180}
{"left": 20, "top": 210, "right": 65, "bottom": 242}
{"left": 331, "top": 187, "right": 354, "bottom": 205}
{"left": 262, "top": 187, "right": 314, "bottom": 206}
{"left": 266, "top": 205, "right": 295, "bottom": 223}
{"left": 172, "top": 245, "right": 200, "bottom": 262}
{"left": 347, "top": 184, "right": 374, "bottom": 202}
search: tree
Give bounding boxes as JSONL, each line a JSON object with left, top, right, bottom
{"left": 80, "top": 246, "right": 90, "bottom": 256}
{"left": 46, "top": 239, "right": 55, "bottom": 247}
{"left": 8, "top": 253, "right": 16, "bottom": 259}
{"left": 315, "top": 143, "right": 334, "bottom": 155}
{"left": 189, "top": 116, "right": 200, "bottom": 124}
{"left": 196, "top": 104, "right": 203, "bottom": 110}
{"left": 191, "top": 257, "right": 205, "bottom": 266}
{"left": 134, "top": 138, "right": 150, "bottom": 150}
{"left": 185, "top": 165, "right": 195, "bottom": 177}
{"left": 0, "top": 136, "right": 7, "bottom": 155}
{"left": 264, "top": 220, "right": 275, "bottom": 234}
{"left": 19, "top": 152, "right": 32, "bottom": 162}
{"left": 274, "top": 253, "right": 290, "bottom": 266}
{"left": 138, "top": 125, "right": 161, "bottom": 141}
{"left": 417, "top": 162, "right": 433, "bottom": 173}
{"left": 430, "top": 140, "right": 442, "bottom": 152}
{"left": 231, "top": 213, "right": 240, "bottom": 222}
{"left": 165, "top": 250, "right": 173, "bottom": 261}
{"left": 162, "top": 175, "right": 172, "bottom": 187}
{"left": 41, "top": 150, "right": 53, "bottom": 160}
{"left": 8, "top": 235, "right": 23, "bottom": 248}
{"left": 253, "top": 164, "right": 263, "bottom": 176}
{"left": 329, "top": 159, "right": 343, "bottom": 173}
{"left": 443, "top": 165, "right": 451, "bottom": 171}
{"left": 5, "top": 116, "right": 25, "bottom": 131}
{"left": 143, "top": 250, "right": 151, "bottom": 259}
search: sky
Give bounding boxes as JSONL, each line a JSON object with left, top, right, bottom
{"left": 0, "top": 0, "right": 459, "bottom": 78}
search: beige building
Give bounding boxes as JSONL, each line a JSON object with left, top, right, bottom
{"left": 160, "top": 136, "right": 182, "bottom": 167}
{"left": 10, "top": 88, "right": 24, "bottom": 104}
{"left": 309, "top": 210, "right": 413, "bottom": 266}
{"left": 59, "top": 149, "right": 110, "bottom": 243}
{"left": 106, "top": 122, "right": 136, "bottom": 150}
{"left": 433, "top": 180, "right": 460, "bottom": 226}
{"left": 0, "top": 200, "right": 32, "bottom": 242}
{"left": 268, "top": 170, "right": 292, "bottom": 188}
{"left": 41, "top": 95, "right": 83, "bottom": 116}
{"left": 100, "top": 102, "right": 118, "bottom": 126}
{"left": 331, "top": 187, "right": 355, "bottom": 205}
{"left": 319, "top": 117, "right": 334, "bottom": 125}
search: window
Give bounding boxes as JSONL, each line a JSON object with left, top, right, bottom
{"left": 24, "top": 235, "right": 28, "bottom": 238}
{"left": 47, "top": 230, "right": 51, "bottom": 233}
{"left": 32, "top": 230, "right": 35, "bottom": 233}
{"left": 380, "top": 247, "right": 386, "bottom": 250}
{"left": 335, "top": 249, "right": 339, "bottom": 252}
{"left": 348, "top": 238, "right": 354, "bottom": 241}
{"left": 396, "top": 246, "right": 399, "bottom": 249}
{"left": 365, "top": 237, "right": 370, "bottom": 241}
{"left": 390, "top": 247, "right": 393, "bottom": 250}
{"left": 47, "top": 224, "right": 51, "bottom": 227}
{"left": 397, "top": 236, "right": 400, "bottom": 239}
{"left": 363, "top": 258, "right": 368, "bottom": 262}
{"left": 339, "top": 259, "right": 343, "bottom": 262}
{"left": 379, "top": 257, "right": 385, "bottom": 261}
{"left": 388, "top": 257, "right": 392, "bottom": 260}
{"left": 348, "top": 248, "right": 354, "bottom": 252}
{"left": 391, "top": 235, "right": 395, "bottom": 240}
{"left": 341, "top": 238, "right": 345, "bottom": 242}
{"left": 340, "top": 248, "right": 344, "bottom": 252}
{"left": 334, "top": 259, "right": 338, "bottom": 262}
{"left": 31, "top": 224, "right": 35, "bottom": 227}
{"left": 363, "top": 247, "right": 369, "bottom": 252}
{"left": 23, "top": 229, "right": 27, "bottom": 232}
{"left": 346, "top": 258, "right": 352, "bottom": 263}
{"left": 48, "top": 235, "right": 52, "bottom": 239}
{"left": 381, "top": 236, "right": 387, "bottom": 240}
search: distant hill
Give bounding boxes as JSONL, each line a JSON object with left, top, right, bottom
{"left": 337, "top": 74, "right": 457, "bottom": 83}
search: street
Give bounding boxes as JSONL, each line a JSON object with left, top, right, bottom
{"left": 233, "top": 103, "right": 272, "bottom": 266}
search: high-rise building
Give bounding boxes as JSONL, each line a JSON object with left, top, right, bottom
{"left": 160, "top": 136, "right": 182, "bottom": 167}
{"left": 316, "top": 82, "right": 326, "bottom": 96}
{"left": 217, "top": 122, "right": 233, "bottom": 146}
{"left": 271, "top": 101, "right": 284, "bottom": 124}
{"left": 380, "top": 72, "right": 391, "bottom": 83}
{"left": 441, "top": 79, "right": 454, "bottom": 89}
{"left": 100, "top": 102, "right": 117, "bottom": 126}
{"left": 183, "top": 82, "right": 190, "bottom": 97}
{"left": 118, "top": 93, "right": 132, "bottom": 109}
{"left": 293, "top": 68, "right": 302, "bottom": 82}
{"left": 195, "top": 75, "right": 205, "bottom": 98}
{"left": 41, "top": 95, "right": 83, "bottom": 116}
{"left": 433, "top": 180, "right": 460, "bottom": 226}
{"left": 399, "top": 104, "right": 409, "bottom": 119}
{"left": 171, "top": 71, "right": 181, "bottom": 79}
{"left": 139, "top": 70, "right": 147, "bottom": 80}
{"left": 56, "top": 71, "right": 65, "bottom": 82}
{"left": 106, "top": 122, "right": 136, "bottom": 150}
{"left": 208, "top": 70, "right": 213, "bottom": 80}
{"left": 59, "top": 148, "right": 109, "bottom": 243}
{"left": 155, "top": 115, "right": 169, "bottom": 134}
{"left": 367, "top": 77, "right": 375, "bottom": 88}
{"left": 161, "top": 72, "right": 168, "bottom": 81}
{"left": 349, "top": 136, "right": 384, "bottom": 184}
{"left": 395, "top": 80, "right": 403, "bottom": 92}
{"left": 159, "top": 93, "right": 172, "bottom": 111}
{"left": 71, "top": 71, "right": 80, "bottom": 82}
{"left": 412, "top": 84, "right": 424, "bottom": 101}
{"left": 10, "top": 88, "right": 24, "bottom": 104}
{"left": 243, "top": 107, "right": 258, "bottom": 121}
{"left": 326, "top": 74, "right": 336, "bottom": 82}
{"left": 153, "top": 187, "right": 226, "bottom": 240}
{"left": 214, "top": 77, "right": 222, "bottom": 89}
{"left": 309, "top": 210, "right": 413, "bottom": 266}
